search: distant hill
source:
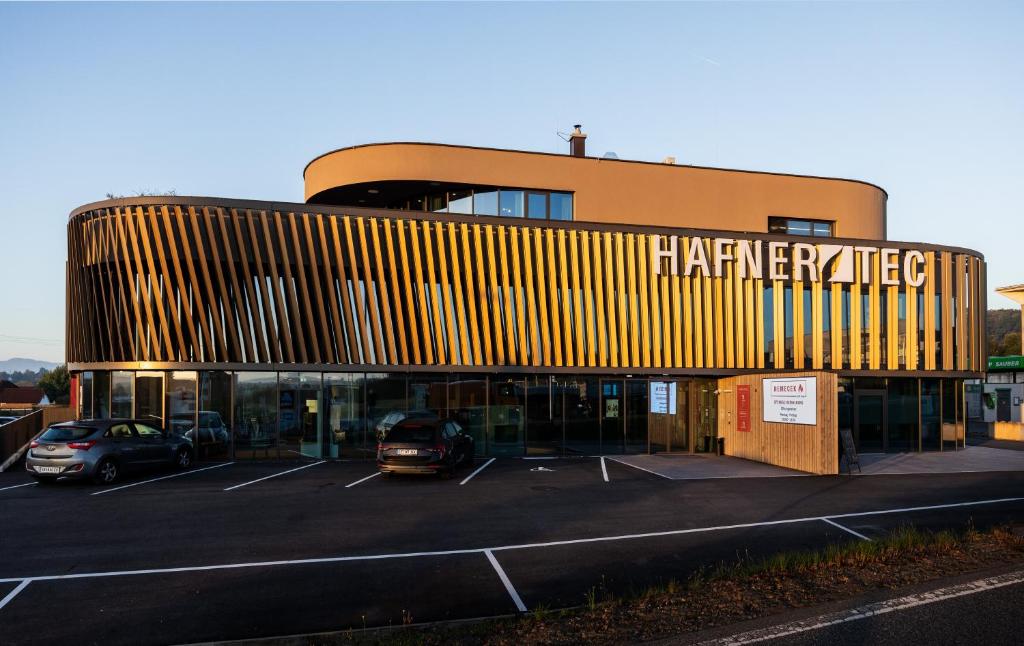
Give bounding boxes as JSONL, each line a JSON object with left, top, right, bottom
{"left": 0, "top": 357, "right": 60, "bottom": 373}
{"left": 988, "top": 309, "right": 1022, "bottom": 357}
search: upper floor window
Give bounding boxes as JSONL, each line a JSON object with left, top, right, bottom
{"left": 768, "top": 217, "right": 833, "bottom": 237}
{"left": 389, "top": 187, "right": 573, "bottom": 221}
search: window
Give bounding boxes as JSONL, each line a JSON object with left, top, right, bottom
{"left": 499, "top": 190, "right": 524, "bottom": 217}
{"left": 473, "top": 190, "right": 498, "bottom": 216}
{"left": 768, "top": 217, "right": 834, "bottom": 237}
{"left": 448, "top": 190, "right": 472, "bottom": 214}
{"left": 526, "top": 192, "right": 547, "bottom": 219}
{"left": 107, "top": 424, "right": 133, "bottom": 439}
{"left": 550, "top": 192, "right": 572, "bottom": 220}
{"left": 134, "top": 423, "right": 163, "bottom": 438}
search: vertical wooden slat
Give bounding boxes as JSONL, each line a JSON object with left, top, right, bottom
{"left": 509, "top": 227, "right": 528, "bottom": 365}
{"left": 408, "top": 220, "right": 434, "bottom": 364}
{"left": 615, "top": 232, "right": 629, "bottom": 367}
{"left": 472, "top": 224, "right": 493, "bottom": 364}
{"left": 793, "top": 281, "right": 805, "bottom": 370}
{"left": 557, "top": 230, "right": 574, "bottom": 366}
{"left": 246, "top": 210, "right": 282, "bottom": 362}
{"left": 869, "top": 251, "right": 881, "bottom": 370}
{"left": 682, "top": 238, "right": 694, "bottom": 368}
{"left": 672, "top": 261, "right": 683, "bottom": 368}
{"left": 521, "top": 227, "right": 541, "bottom": 367}
{"left": 533, "top": 227, "right": 552, "bottom": 366}
{"left": 812, "top": 275, "right": 823, "bottom": 370}
{"left": 126, "top": 206, "right": 162, "bottom": 360}
{"left": 546, "top": 229, "right": 563, "bottom": 366}
{"left": 602, "top": 233, "right": 618, "bottom": 367}
{"left": 315, "top": 215, "right": 346, "bottom": 363}
{"left": 772, "top": 278, "right": 784, "bottom": 369}
{"left": 447, "top": 222, "right": 471, "bottom": 365}
{"left": 343, "top": 216, "right": 373, "bottom": 363}
{"left": 693, "top": 247, "right": 705, "bottom": 369}
{"left": 924, "top": 251, "right": 936, "bottom": 370}
{"left": 460, "top": 223, "right": 482, "bottom": 365}
{"left": 941, "top": 251, "right": 953, "bottom": 370}
{"left": 592, "top": 231, "right": 608, "bottom": 367}
{"left": 259, "top": 211, "right": 295, "bottom": 362}
{"left": 396, "top": 220, "right": 423, "bottom": 364}
{"left": 755, "top": 277, "right": 765, "bottom": 368}
{"left": 734, "top": 263, "right": 745, "bottom": 370}
{"left": 956, "top": 254, "right": 968, "bottom": 371}
{"left": 850, "top": 252, "right": 863, "bottom": 370}
{"left": 637, "top": 234, "right": 651, "bottom": 368}
{"left": 646, "top": 235, "right": 663, "bottom": 369}
{"left": 357, "top": 216, "right": 387, "bottom": 364}
{"left": 831, "top": 281, "right": 843, "bottom": 370}
{"left": 569, "top": 230, "right": 584, "bottom": 366}
{"left": 497, "top": 225, "right": 516, "bottom": 364}
{"left": 432, "top": 221, "right": 456, "bottom": 364}
{"left": 724, "top": 254, "right": 735, "bottom": 369}
{"left": 329, "top": 216, "right": 360, "bottom": 363}
{"left": 223, "top": 209, "right": 260, "bottom": 363}
{"left": 274, "top": 211, "right": 309, "bottom": 363}
{"left": 906, "top": 270, "right": 918, "bottom": 371}
{"left": 301, "top": 214, "right": 335, "bottom": 364}
{"left": 581, "top": 231, "right": 597, "bottom": 367}
{"left": 201, "top": 207, "right": 242, "bottom": 362}
{"left": 485, "top": 224, "right": 505, "bottom": 365}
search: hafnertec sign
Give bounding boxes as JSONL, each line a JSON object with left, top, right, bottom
{"left": 651, "top": 235, "right": 927, "bottom": 287}
{"left": 762, "top": 377, "right": 817, "bottom": 425}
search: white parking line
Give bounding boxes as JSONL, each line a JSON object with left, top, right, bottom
{"left": 693, "top": 569, "right": 1024, "bottom": 645}
{"left": 344, "top": 471, "right": 381, "bottom": 488}
{"left": 460, "top": 457, "right": 495, "bottom": 485}
{"left": 0, "top": 482, "right": 37, "bottom": 492}
{"left": 92, "top": 462, "right": 234, "bottom": 496}
{"left": 2, "top": 496, "right": 1019, "bottom": 585}
{"left": 485, "top": 549, "right": 527, "bottom": 612}
{"left": 224, "top": 461, "right": 325, "bottom": 491}
{"left": 600, "top": 457, "right": 609, "bottom": 482}
{"left": 605, "top": 457, "right": 671, "bottom": 478}
{"left": 0, "top": 580, "right": 30, "bottom": 610}
{"left": 822, "top": 517, "right": 872, "bottom": 541}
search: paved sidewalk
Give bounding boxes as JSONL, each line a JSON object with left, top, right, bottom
{"left": 859, "top": 446, "right": 1024, "bottom": 475}
{"left": 611, "top": 454, "right": 809, "bottom": 479}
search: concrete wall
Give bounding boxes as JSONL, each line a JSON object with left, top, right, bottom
{"left": 717, "top": 371, "right": 838, "bottom": 475}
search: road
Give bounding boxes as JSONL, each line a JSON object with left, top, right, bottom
{"left": 0, "top": 457, "right": 1022, "bottom": 644}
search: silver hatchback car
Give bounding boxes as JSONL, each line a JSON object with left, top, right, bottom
{"left": 26, "top": 419, "right": 194, "bottom": 485}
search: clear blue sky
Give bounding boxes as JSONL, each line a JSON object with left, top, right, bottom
{"left": 1, "top": 1, "right": 1021, "bottom": 363}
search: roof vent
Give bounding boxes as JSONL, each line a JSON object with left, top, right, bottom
{"left": 569, "top": 124, "right": 587, "bottom": 157}
{"left": 602, "top": 151, "right": 619, "bottom": 160}
{"left": 662, "top": 156, "right": 676, "bottom": 165}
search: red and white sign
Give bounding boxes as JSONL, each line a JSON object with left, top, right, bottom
{"left": 737, "top": 385, "right": 751, "bottom": 432}
{"left": 762, "top": 377, "right": 817, "bottom": 425}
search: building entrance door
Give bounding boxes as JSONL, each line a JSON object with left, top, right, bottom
{"left": 601, "top": 379, "right": 624, "bottom": 454}
{"left": 855, "top": 389, "right": 886, "bottom": 452}
{"left": 693, "top": 379, "right": 717, "bottom": 453}
{"left": 997, "top": 389, "right": 1012, "bottom": 423}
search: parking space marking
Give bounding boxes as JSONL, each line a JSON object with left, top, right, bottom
{"left": 485, "top": 549, "right": 527, "bottom": 612}
{"left": 605, "top": 457, "right": 671, "bottom": 479}
{"left": 92, "top": 462, "right": 234, "bottom": 496}
{"left": 0, "top": 580, "right": 30, "bottom": 610}
{"left": 2, "top": 496, "right": 1019, "bottom": 586}
{"left": 822, "top": 517, "right": 872, "bottom": 541}
{"left": 224, "top": 461, "right": 324, "bottom": 491}
{"left": 344, "top": 471, "right": 381, "bottom": 488}
{"left": 0, "top": 482, "right": 37, "bottom": 492}
{"left": 694, "top": 569, "right": 1024, "bottom": 645}
{"left": 600, "top": 457, "right": 609, "bottom": 482}
{"left": 460, "top": 457, "right": 496, "bottom": 485}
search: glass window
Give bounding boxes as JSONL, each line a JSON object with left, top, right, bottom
{"left": 107, "top": 423, "right": 133, "bottom": 439}
{"left": 812, "top": 221, "right": 833, "bottom": 237}
{"left": 110, "top": 371, "right": 134, "bottom": 418}
{"left": 561, "top": 376, "right": 599, "bottom": 456}
{"left": 325, "top": 372, "right": 364, "bottom": 458}
{"left": 448, "top": 190, "right": 472, "bottom": 214}
{"left": 787, "top": 219, "right": 813, "bottom": 236}
{"left": 429, "top": 194, "right": 447, "bottom": 213}
{"left": 199, "top": 371, "right": 232, "bottom": 461}
{"left": 550, "top": 193, "right": 573, "bottom": 221}
{"left": 526, "top": 192, "right": 547, "bottom": 219}
{"left": 279, "top": 372, "right": 322, "bottom": 460}
{"left": 474, "top": 190, "right": 498, "bottom": 216}
{"left": 366, "top": 373, "right": 408, "bottom": 447}
{"left": 80, "top": 372, "right": 93, "bottom": 419}
{"left": 499, "top": 190, "right": 524, "bottom": 218}
{"left": 135, "top": 372, "right": 163, "bottom": 425}
{"left": 768, "top": 217, "right": 833, "bottom": 237}
{"left": 42, "top": 425, "right": 98, "bottom": 441}
{"left": 887, "top": 378, "right": 918, "bottom": 452}
{"left": 408, "top": 196, "right": 425, "bottom": 211}
{"left": 94, "top": 371, "right": 110, "bottom": 419}
{"left": 166, "top": 371, "right": 197, "bottom": 439}
{"left": 488, "top": 377, "right": 526, "bottom": 456}
{"left": 409, "top": 373, "right": 447, "bottom": 418}
{"left": 233, "top": 372, "right": 278, "bottom": 459}
{"left": 134, "top": 423, "right": 163, "bottom": 438}
{"left": 449, "top": 374, "right": 487, "bottom": 449}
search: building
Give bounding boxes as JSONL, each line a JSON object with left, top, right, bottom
{"left": 66, "top": 132, "right": 985, "bottom": 472}
{"left": 0, "top": 380, "right": 49, "bottom": 409}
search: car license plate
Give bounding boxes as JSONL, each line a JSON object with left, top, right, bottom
{"left": 396, "top": 449, "right": 418, "bottom": 456}
{"left": 36, "top": 466, "right": 62, "bottom": 474}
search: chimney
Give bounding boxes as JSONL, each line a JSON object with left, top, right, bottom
{"left": 569, "top": 124, "right": 587, "bottom": 157}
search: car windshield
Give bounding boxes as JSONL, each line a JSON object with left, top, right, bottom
{"left": 384, "top": 423, "right": 438, "bottom": 443}
{"left": 40, "top": 426, "right": 97, "bottom": 441}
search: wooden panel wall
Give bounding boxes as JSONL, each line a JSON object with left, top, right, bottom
{"left": 67, "top": 203, "right": 985, "bottom": 375}
{"left": 716, "top": 371, "right": 838, "bottom": 475}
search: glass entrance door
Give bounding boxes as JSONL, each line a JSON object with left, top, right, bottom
{"left": 693, "top": 379, "right": 717, "bottom": 453}
{"left": 601, "top": 380, "right": 624, "bottom": 454}
{"left": 625, "top": 380, "right": 649, "bottom": 453}
{"left": 855, "top": 389, "right": 886, "bottom": 452}
{"left": 487, "top": 378, "right": 526, "bottom": 456}
{"left": 668, "top": 381, "right": 689, "bottom": 452}
{"left": 135, "top": 372, "right": 164, "bottom": 427}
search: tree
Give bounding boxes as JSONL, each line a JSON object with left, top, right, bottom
{"left": 38, "top": 365, "right": 71, "bottom": 405}
{"left": 998, "top": 332, "right": 1022, "bottom": 356}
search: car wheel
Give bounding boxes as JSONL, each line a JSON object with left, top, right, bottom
{"left": 94, "top": 459, "right": 119, "bottom": 485}
{"left": 176, "top": 448, "right": 193, "bottom": 470}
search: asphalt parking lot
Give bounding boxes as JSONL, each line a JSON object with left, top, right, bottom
{"left": 1, "top": 456, "right": 1023, "bottom": 645}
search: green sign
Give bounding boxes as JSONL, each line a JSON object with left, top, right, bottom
{"left": 988, "top": 355, "right": 1024, "bottom": 371}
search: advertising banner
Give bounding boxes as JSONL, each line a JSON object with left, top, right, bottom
{"left": 762, "top": 377, "right": 817, "bottom": 425}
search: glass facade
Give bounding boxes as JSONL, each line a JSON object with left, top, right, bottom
{"left": 386, "top": 186, "right": 573, "bottom": 221}
{"left": 75, "top": 370, "right": 969, "bottom": 461}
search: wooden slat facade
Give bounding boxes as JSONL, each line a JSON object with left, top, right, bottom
{"left": 68, "top": 203, "right": 985, "bottom": 375}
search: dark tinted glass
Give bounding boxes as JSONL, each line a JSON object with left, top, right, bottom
{"left": 41, "top": 426, "right": 97, "bottom": 441}
{"left": 385, "top": 422, "right": 438, "bottom": 443}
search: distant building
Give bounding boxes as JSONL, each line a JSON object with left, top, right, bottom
{"left": 0, "top": 380, "right": 49, "bottom": 408}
